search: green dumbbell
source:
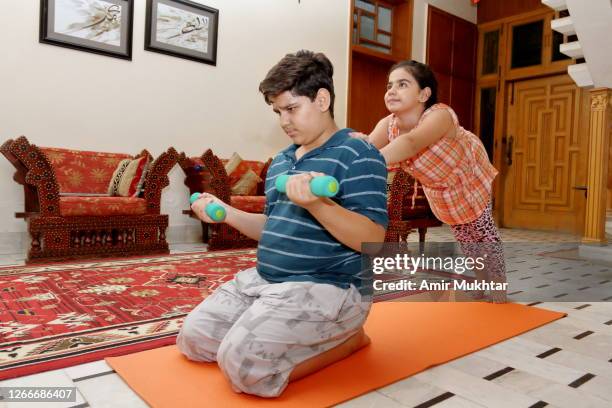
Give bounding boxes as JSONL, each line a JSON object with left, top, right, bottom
{"left": 189, "top": 193, "right": 226, "bottom": 222}
{"left": 275, "top": 174, "right": 339, "bottom": 197}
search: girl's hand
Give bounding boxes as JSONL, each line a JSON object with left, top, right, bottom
{"left": 191, "top": 193, "right": 228, "bottom": 223}
{"left": 348, "top": 132, "right": 369, "bottom": 142}
{"left": 285, "top": 171, "right": 326, "bottom": 209}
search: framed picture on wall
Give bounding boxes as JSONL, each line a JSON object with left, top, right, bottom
{"left": 39, "top": 0, "right": 134, "bottom": 60}
{"left": 145, "top": 0, "right": 219, "bottom": 65}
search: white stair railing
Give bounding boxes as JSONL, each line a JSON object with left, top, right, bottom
{"left": 542, "top": 0, "right": 593, "bottom": 87}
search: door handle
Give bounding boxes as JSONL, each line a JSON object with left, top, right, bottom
{"left": 573, "top": 185, "right": 588, "bottom": 198}
{"left": 506, "top": 135, "right": 513, "bottom": 166}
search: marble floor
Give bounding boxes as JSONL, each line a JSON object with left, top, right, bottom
{"left": 1, "top": 227, "right": 611, "bottom": 408}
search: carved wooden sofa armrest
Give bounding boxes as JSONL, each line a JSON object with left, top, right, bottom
{"left": 387, "top": 168, "right": 409, "bottom": 223}
{"left": 385, "top": 168, "right": 411, "bottom": 242}
{"left": 177, "top": 152, "right": 199, "bottom": 189}
{"left": 386, "top": 167, "right": 442, "bottom": 243}
{"left": 198, "top": 149, "right": 232, "bottom": 204}
{"left": 144, "top": 147, "right": 179, "bottom": 214}
{"left": 1, "top": 136, "right": 61, "bottom": 218}
{"left": 177, "top": 148, "right": 232, "bottom": 203}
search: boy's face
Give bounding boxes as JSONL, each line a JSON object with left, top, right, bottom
{"left": 270, "top": 90, "right": 328, "bottom": 147}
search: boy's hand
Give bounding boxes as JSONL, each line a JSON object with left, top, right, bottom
{"left": 285, "top": 171, "right": 326, "bottom": 208}
{"left": 348, "top": 131, "right": 369, "bottom": 142}
{"left": 191, "top": 193, "right": 228, "bottom": 223}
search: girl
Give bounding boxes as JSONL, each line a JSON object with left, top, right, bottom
{"left": 353, "top": 60, "right": 506, "bottom": 303}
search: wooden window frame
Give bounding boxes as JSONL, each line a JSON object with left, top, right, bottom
{"left": 353, "top": 0, "right": 395, "bottom": 54}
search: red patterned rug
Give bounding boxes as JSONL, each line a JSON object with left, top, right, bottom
{"left": 0, "top": 249, "right": 257, "bottom": 380}
{"left": 0, "top": 250, "right": 469, "bottom": 380}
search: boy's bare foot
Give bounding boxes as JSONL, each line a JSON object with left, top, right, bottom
{"left": 350, "top": 328, "right": 371, "bottom": 352}
{"left": 288, "top": 328, "right": 371, "bottom": 382}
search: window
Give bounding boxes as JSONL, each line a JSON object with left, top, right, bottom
{"left": 482, "top": 29, "right": 499, "bottom": 75}
{"left": 479, "top": 87, "right": 496, "bottom": 161}
{"left": 511, "top": 20, "right": 543, "bottom": 68}
{"left": 353, "top": 0, "right": 393, "bottom": 54}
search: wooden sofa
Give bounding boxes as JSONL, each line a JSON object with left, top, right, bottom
{"left": 386, "top": 167, "right": 442, "bottom": 242}
{"left": 178, "top": 149, "right": 271, "bottom": 250}
{"left": 1, "top": 136, "right": 178, "bottom": 263}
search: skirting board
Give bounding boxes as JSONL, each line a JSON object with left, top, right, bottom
{"left": 0, "top": 224, "right": 202, "bottom": 257}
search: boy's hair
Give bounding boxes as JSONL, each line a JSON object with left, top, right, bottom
{"left": 259, "top": 50, "right": 335, "bottom": 118}
{"left": 389, "top": 60, "right": 438, "bottom": 109}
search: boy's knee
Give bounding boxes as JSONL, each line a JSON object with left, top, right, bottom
{"left": 176, "top": 319, "right": 217, "bottom": 363}
{"left": 217, "top": 339, "right": 287, "bottom": 398}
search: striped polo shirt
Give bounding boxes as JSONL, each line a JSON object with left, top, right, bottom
{"left": 257, "top": 128, "right": 388, "bottom": 290}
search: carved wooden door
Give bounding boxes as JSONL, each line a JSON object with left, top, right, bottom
{"left": 502, "top": 74, "right": 587, "bottom": 233}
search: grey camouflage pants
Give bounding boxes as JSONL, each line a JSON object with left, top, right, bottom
{"left": 176, "top": 267, "right": 371, "bottom": 397}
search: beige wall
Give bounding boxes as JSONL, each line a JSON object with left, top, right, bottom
{"left": 0, "top": 0, "right": 350, "bottom": 254}
{"left": 412, "top": 0, "right": 477, "bottom": 62}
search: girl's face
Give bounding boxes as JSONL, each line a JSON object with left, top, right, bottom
{"left": 384, "top": 68, "right": 429, "bottom": 113}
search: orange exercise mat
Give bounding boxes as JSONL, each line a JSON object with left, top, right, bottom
{"left": 107, "top": 302, "right": 564, "bottom": 408}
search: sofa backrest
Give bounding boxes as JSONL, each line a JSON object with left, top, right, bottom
{"left": 41, "top": 147, "right": 132, "bottom": 194}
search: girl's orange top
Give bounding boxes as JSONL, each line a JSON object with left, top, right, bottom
{"left": 388, "top": 103, "right": 498, "bottom": 225}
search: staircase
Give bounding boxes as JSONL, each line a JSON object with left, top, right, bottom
{"left": 542, "top": 0, "right": 612, "bottom": 88}
{"left": 543, "top": 0, "right": 612, "bottom": 263}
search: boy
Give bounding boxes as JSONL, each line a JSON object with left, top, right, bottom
{"left": 177, "top": 50, "right": 388, "bottom": 397}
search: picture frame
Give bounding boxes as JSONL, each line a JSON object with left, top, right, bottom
{"left": 145, "top": 0, "right": 219, "bottom": 66}
{"left": 39, "top": 0, "right": 134, "bottom": 60}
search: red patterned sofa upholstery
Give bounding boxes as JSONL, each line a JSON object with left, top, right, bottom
{"left": 178, "top": 149, "right": 271, "bottom": 250}
{"left": 1, "top": 136, "right": 178, "bottom": 263}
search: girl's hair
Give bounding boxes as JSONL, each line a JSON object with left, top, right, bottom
{"left": 389, "top": 60, "right": 438, "bottom": 109}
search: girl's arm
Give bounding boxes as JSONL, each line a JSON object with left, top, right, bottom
{"left": 379, "top": 109, "right": 454, "bottom": 165}
{"left": 367, "top": 116, "right": 392, "bottom": 149}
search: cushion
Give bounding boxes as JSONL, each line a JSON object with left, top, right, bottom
{"left": 224, "top": 152, "right": 243, "bottom": 177}
{"left": 59, "top": 196, "right": 147, "bottom": 216}
{"left": 243, "top": 160, "right": 265, "bottom": 177}
{"left": 231, "top": 160, "right": 265, "bottom": 186}
{"left": 108, "top": 159, "right": 131, "bottom": 195}
{"left": 229, "top": 195, "right": 266, "bottom": 213}
{"left": 41, "top": 147, "right": 131, "bottom": 194}
{"left": 217, "top": 153, "right": 267, "bottom": 195}
{"left": 116, "top": 156, "right": 148, "bottom": 197}
{"left": 231, "top": 169, "right": 262, "bottom": 195}
{"left": 126, "top": 156, "right": 151, "bottom": 197}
